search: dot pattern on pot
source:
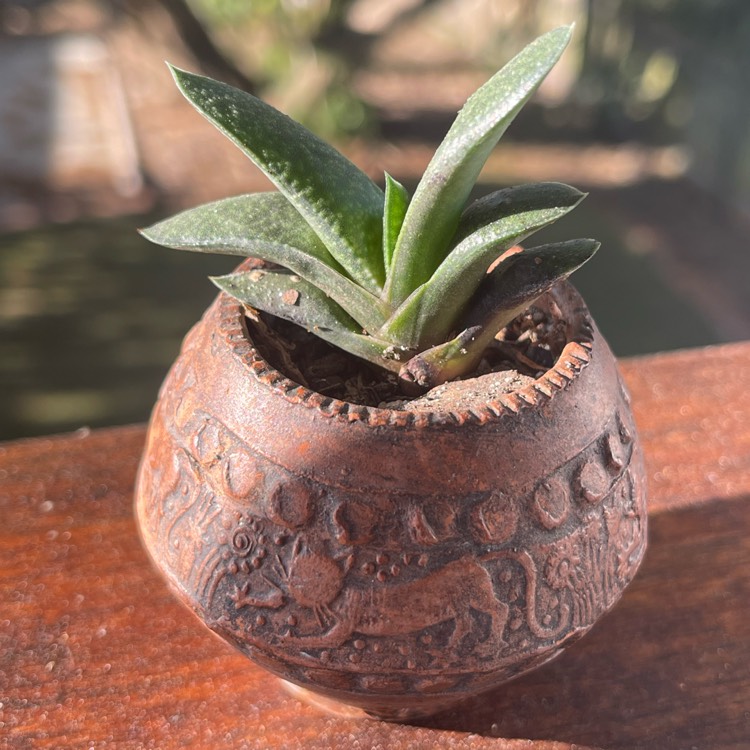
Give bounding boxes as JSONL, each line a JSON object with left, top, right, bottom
{"left": 139, "top": 392, "right": 646, "bottom": 703}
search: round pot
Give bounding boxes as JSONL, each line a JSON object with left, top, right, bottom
{"left": 135, "top": 280, "right": 647, "bottom": 720}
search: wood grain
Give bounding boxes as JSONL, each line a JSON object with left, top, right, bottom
{"left": 1, "top": 341, "right": 749, "bottom": 750}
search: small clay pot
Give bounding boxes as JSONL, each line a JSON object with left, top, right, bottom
{"left": 135, "top": 279, "right": 647, "bottom": 721}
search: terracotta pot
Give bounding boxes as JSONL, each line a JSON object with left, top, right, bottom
{"left": 135, "top": 278, "right": 647, "bottom": 721}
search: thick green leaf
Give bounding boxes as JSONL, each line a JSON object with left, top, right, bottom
{"left": 140, "top": 193, "right": 389, "bottom": 331}
{"left": 385, "top": 26, "right": 573, "bottom": 304}
{"left": 213, "top": 269, "right": 403, "bottom": 371}
{"left": 380, "top": 183, "right": 585, "bottom": 347}
{"left": 383, "top": 173, "right": 409, "bottom": 273}
{"left": 463, "top": 238, "right": 601, "bottom": 329}
{"left": 142, "top": 192, "right": 333, "bottom": 261}
{"left": 453, "top": 182, "right": 583, "bottom": 244}
{"left": 440, "top": 238, "right": 601, "bottom": 380}
{"left": 170, "top": 65, "right": 386, "bottom": 292}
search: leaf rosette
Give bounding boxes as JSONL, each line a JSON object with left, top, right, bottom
{"left": 142, "top": 26, "right": 599, "bottom": 389}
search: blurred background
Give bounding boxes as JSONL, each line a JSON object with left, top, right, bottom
{"left": 1, "top": 0, "right": 749, "bottom": 440}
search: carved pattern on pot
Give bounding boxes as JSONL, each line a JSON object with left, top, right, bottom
{"left": 142, "top": 397, "right": 644, "bottom": 695}
{"left": 541, "top": 467, "right": 646, "bottom": 629}
{"left": 470, "top": 492, "right": 519, "bottom": 543}
{"left": 605, "top": 468, "right": 646, "bottom": 582}
{"left": 332, "top": 501, "right": 377, "bottom": 546}
{"left": 531, "top": 476, "right": 570, "bottom": 530}
{"left": 135, "top": 283, "right": 648, "bottom": 716}
{"left": 147, "top": 400, "right": 641, "bottom": 684}
{"left": 576, "top": 459, "right": 611, "bottom": 504}
{"left": 408, "top": 500, "right": 459, "bottom": 545}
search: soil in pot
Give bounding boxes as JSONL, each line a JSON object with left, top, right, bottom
{"left": 249, "top": 297, "right": 568, "bottom": 413}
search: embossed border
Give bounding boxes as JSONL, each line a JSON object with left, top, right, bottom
{"left": 217, "top": 281, "right": 595, "bottom": 429}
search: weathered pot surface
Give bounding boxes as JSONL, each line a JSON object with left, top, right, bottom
{"left": 135, "top": 279, "right": 647, "bottom": 721}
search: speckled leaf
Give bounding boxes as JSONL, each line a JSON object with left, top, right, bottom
{"left": 454, "top": 238, "right": 601, "bottom": 373}
{"left": 142, "top": 192, "right": 332, "bottom": 261}
{"left": 170, "top": 66, "right": 386, "bottom": 292}
{"left": 385, "top": 26, "right": 573, "bottom": 304}
{"left": 141, "top": 193, "right": 388, "bottom": 330}
{"left": 380, "top": 183, "right": 585, "bottom": 347}
{"left": 453, "top": 182, "right": 584, "bottom": 245}
{"left": 212, "top": 269, "right": 401, "bottom": 371}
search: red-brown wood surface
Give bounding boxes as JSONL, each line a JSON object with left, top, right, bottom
{"left": 1, "top": 342, "right": 749, "bottom": 750}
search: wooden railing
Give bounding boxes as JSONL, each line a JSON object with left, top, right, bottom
{"left": 2, "top": 342, "right": 749, "bottom": 750}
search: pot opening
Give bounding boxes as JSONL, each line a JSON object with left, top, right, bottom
{"left": 245, "top": 288, "right": 572, "bottom": 411}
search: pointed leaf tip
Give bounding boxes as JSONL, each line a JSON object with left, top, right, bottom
{"left": 167, "top": 62, "right": 187, "bottom": 83}
{"left": 383, "top": 173, "right": 410, "bottom": 273}
{"left": 386, "top": 26, "right": 576, "bottom": 303}
{"left": 168, "top": 65, "right": 386, "bottom": 292}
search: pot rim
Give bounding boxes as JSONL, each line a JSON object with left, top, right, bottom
{"left": 217, "top": 281, "right": 596, "bottom": 430}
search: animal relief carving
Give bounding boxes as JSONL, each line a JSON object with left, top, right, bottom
{"left": 278, "top": 555, "right": 512, "bottom": 659}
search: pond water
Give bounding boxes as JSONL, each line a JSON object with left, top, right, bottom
{"left": 0, "top": 202, "right": 718, "bottom": 440}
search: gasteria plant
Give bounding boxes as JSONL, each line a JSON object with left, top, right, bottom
{"left": 142, "top": 25, "right": 598, "bottom": 390}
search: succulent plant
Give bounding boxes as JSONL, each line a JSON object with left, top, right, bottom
{"left": 142, "top": 25, "right": 598, "bottom": 390}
